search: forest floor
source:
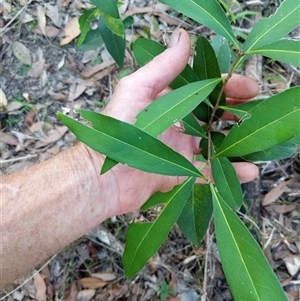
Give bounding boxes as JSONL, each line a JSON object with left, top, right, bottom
{"left": 0, "top": 0, "right": 299, "bottom": 300}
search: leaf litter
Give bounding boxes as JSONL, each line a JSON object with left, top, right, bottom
{"left": 1, "top": 0, "right": 300, "bottom": 300}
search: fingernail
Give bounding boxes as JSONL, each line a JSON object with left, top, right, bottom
{"left": 168, "top": 29, "right": 182, "bottom": 48}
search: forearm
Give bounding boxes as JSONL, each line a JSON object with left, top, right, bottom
{"left": 0, "top": 144, "right": 109, "bottom": 288}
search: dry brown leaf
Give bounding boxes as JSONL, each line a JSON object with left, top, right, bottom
{"left": 37, "top": 5, "right": 46, "bottom": 35}
{"left": 39, "top": 125, "right": 68, "bottom": 144}
{"left": 0, "top": 88, "right": 7, "bottom": 111}
{"left": 76, "top": 289, "right": 96, "bottom": 301}
{"left": 34, "top": 273, "right": 47, "bottom": 301}
{"left": 27, "top": 59, "right": 45, "bottom": 78}
{"left": 78, "top": 277, "right": 107, "bottom": 289}
{"left": 125, "top": 3, "right": 169, "bottom": 16}
{"left": 60, "top": 17, "right": 80, "bottom": 46}
{"left": 33, "top": 26, "right": 62, "bottom": 38}
{"left": 91, "top": 273, "right": 117, "bottom": 282}
{"left": 1, "top": 133, "right": 18, "bottom": 145}
{"left": 12, "top": 41, "right": 32, "bottom": 66}
{"left": 283, "top": 254, "right": 300, "bottom": 276}
{"left": 265, "top": 204, "right": 296, "bottom": 214}
{"left": 168, "top": 297, "right": 181, "bottom": 301}
{"left": 71, "top": 84, "right": 87, "bottom": 101}
{"left": 46, "top": 4, "right": 61, "bottom": 27}
{"left": 25, "top": 109, "right": 35, "bottom": 126}
{"left": 7, "top": 101, "right": 24, "bottom": 112}
{"left": 262, "top": 178, "right": 295, "bottom": 206}
{"left": 47, "top": 91, "right": 67, "bottom": 101}
{"left": 65, "top": 281, "right": 78, "bottom": 301}
{"left": 19, "top": 0, "right": 27, "bottom": 6}
{"left": 108, "top": 283, "right": 128, "bottom": 299}
{"left": 81, "top": 60, "right": 115, "bottom": 78}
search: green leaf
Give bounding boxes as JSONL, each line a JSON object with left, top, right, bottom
{"left": 134, "top": 79, "right": 221, "bottom": 137}
{"left": 98, "top": 15, "right": 125, "bottom": 68}
{"left": 219, "top": 105, "right": 251, "bottom": 121}
{"left": 122, "top": 16, "right": 134, "bottom": 29}
{"left": 211, "top": 35, "right": 231, "bottom": 73}
{"left": 77, "top": 8, "right": 99, "bottom": 46}
{"left": 103, "top": 14, "right": 124, "bottom": 38}
{"left": 100, "top": 157, "right": 118, "bottom": 174}
{"left": 211, "top": 186, "right": 288, "bottom": 301}
{"left": 241, "top": 142, "right": 296, "bottom": 161}
{"left": 123, "top": 177, "right": 195, "bottom": 278}
{"left": 159, "top": 0, "right": 238, "bottom": 47}
{"left": 177, "top": 184, "right": 212, "bottom": 245}
{"left": 182, "top": 114, "right": 207, "bottom": 138}
{"left": 77, "top": 28, "right": 104, "bottom": 52}
{"left": 90, "top": 0, "right": 119, "bottom": 18}
{"left": 211, "top": 157, "right": 243, "bottom": 210}
{"left": 289, "top": 133, "right": 300, "bottom": 145}
{"left": 192, "top": 36, "right": 225, "bottom": 122}
{"left": 247, "top": 39, "right": 300, "bottom": 67}
{"left": 243, "top": 0, "right": 300, "bottom": 51}
{"left": 200, "top": 132, "right": 225, "bottom": 159}
{"left": 132, "top": 38, "right": 199, "bottom": 89}
{"left": 214, "top": 86, "right": 300, "bottom": 157}
{"left": 58, "top": 112, "right": 202, "bottom": 177}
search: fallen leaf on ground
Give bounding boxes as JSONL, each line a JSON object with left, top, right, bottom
{"left": 60, "top": 17, "right": 80, "bottom": 45}
{"left": 78, "top": 277, "right": 107, "bottom": 289}
{"left": 91, "top": 273, "right": 117, "bottom": 281}
{"left": 37, "top": 5, "right": 46, "bottom": 35}
{"left": 34, "top": 273, "right": 46, "bottom": 301}
{"left": 283, "top": 254, "right": 300, "bottom": 276}
{"left": 39, "top": 125, "right": 68, "bottom": 145}
{"left": 0, "top": 88, "right": 7, "bottom": 111}
{"left": 12, "top": 41, "right": 31, "bottom": 66}
{"left": 65, "top": 281, "right": 78, "bottom": 301}
{"left": 265, "top": 204, "right": 296, "bottom": 214}
{"left": 46, "top": 4, "right": 61, "bottom": 27}
{"left": 262, "top": 178, "right": 295, "bottom": 206}
{"left": 7, "top": 101, "right": 24, "bottom": 112}
{"left": 27, "top": 59, "right": 45, "bottom": 78}
{"left": 47, "top": 91, "right": 67, "bottom": 101}
{"left": 81, "top": 60, "right": 115, "bottom": 78}
{"left": 76, "top": 289, "right": 95, "bottom": 301}
{"left": 1, "top": 133, "right": 18, "bottom": 145}
{"left": 25, "top": 109, "right": 35, "bottom": 126}
{"left": 33, "top": 26, "right": 62, "bottom": 38}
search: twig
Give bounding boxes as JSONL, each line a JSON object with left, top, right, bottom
{"left": 0, "top": 154, "right": 38, "bottom": 164}
{"left": 0, "top": 254, "right": 57, "bottom": 300}
{"left": 0, "top": 0, "right": 34, "bottom": 35}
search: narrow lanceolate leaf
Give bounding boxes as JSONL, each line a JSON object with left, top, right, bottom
{"left": 177, "top": 184, "right": 212, "bottom": 246}
{"left": 132, "top": 38, "right": 199, "bottom": 89}
{"left": 98, "top": 15, "right": 125, "bottom": 68}
{"left": 247, "top": 39, "right": 300, "bottom": 67}
{"left": 135, "top": 79, "right": 221, "bottom": 137}
{"left": 211, "top": 157, "right": 243, "bottom": 210}
{"left": 211, "top": 186, "right": 288, "bottom": 301}
{"left": 100, "top": 157, "right": 118, "bottom": 174}
{"left": 123, "top": 177, "right": 195, "bottom": 278}
{"left": 211, "top": 35, "right": 231, "bottom": 74}
{"left": 289, "top": 133, "right": 300, "bottom": 145}
{"left": 159, "top": 0, "right": 238, "bottom": 47}
{"left": 241, "top": 142, "right": 296, "bottom": 162}
{"left": 90, "top": 0, "right": 119, "bottom": 18}
{"left": 182, "top": 114, "right": 207, "bottom": 138}
{"left": 58, "top": 112, "right": 202, "bottom": 177}
{"left": 214, "top": 86, "right": 300, "bottom": 157}
{"left": 243, "top": 0, "right": 300, "bottom": 51}
{"left": 77, "top": 8, "right": 99, "bottom": 46}
{"left": 193, "top": 36, "right": 225, "bottom": 122}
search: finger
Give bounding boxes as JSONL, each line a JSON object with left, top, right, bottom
{"left": 128, "top": 29, "right": 191, "bottom": 99}
{"left": 232, "top": 162, "right": 259, "bottom": 183}
{"left": 225, "top": 74, "right": 259, "bottom": 100}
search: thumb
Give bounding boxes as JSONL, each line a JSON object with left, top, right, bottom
{"left": 130, "top": 29, "right": 191, "bottom": 99}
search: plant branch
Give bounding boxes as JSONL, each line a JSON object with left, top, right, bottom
{"left": 206, "top": 50, "right": 245, "bottom": 166}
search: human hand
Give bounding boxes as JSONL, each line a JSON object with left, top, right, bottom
{"left": 96, "top": 29, "right": 259, "bottom": 217}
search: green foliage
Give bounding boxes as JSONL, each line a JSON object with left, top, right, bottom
{"left": 157, "top": 280, "right": 175, "bottom": 301}
{"left": 77, "top": 0, "right": 125, "bottom": 68}
{"left": 63, "top": 1, "right": 300, "bottom": 300}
